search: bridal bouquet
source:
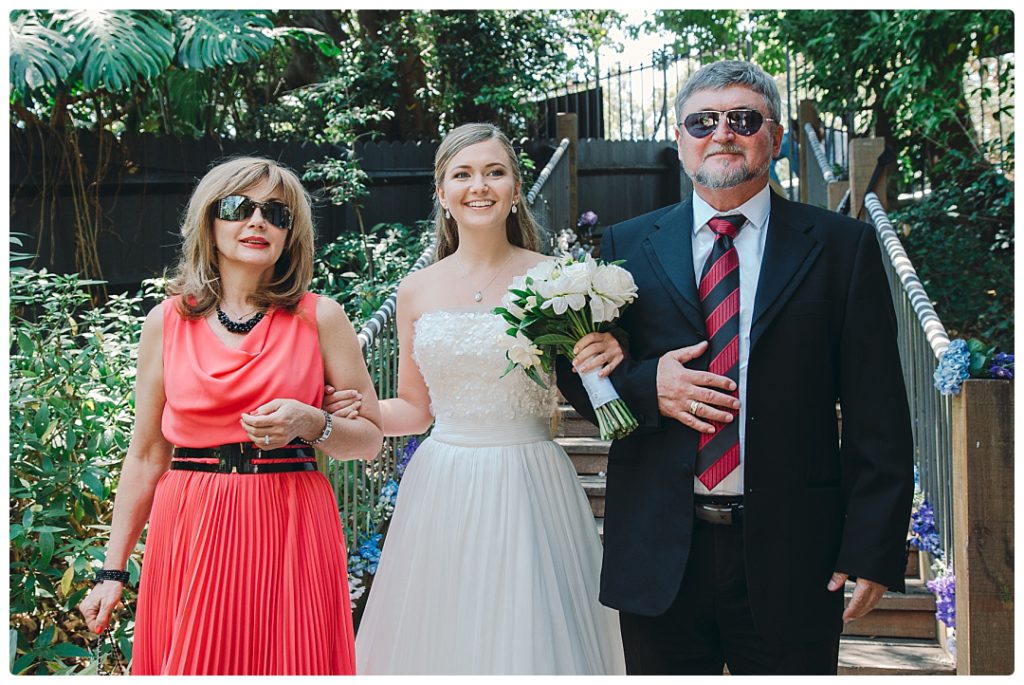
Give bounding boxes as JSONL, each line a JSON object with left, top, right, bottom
{"left": 495, "top": 254, "right": 639, "bottom": 440}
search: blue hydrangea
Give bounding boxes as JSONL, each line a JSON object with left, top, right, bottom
{"left": 358, "top": 533, "right": 383, "bottom": 575}
{"left": 380, "top": 479, "right": 399, "bottom": 505}
{"left": 934, "top": 339, "right": 970, "bottom": 395}
{"left": 927, "top": 573, "right": 956, "bottom": 628}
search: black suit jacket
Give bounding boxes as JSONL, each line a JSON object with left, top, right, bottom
{"left": 557, "top": 191, "right": 914, "bottom": 641}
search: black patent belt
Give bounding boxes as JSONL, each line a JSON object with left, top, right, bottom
{"left": 170, "top": 443, "right": 317, "bottom": 474}
{"left": 694, "top": 495, "right": 744, "bottom": 526}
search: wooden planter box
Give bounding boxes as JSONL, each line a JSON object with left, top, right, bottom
{"left": 951, "top": 379, "right": 1014, "bottom": 675}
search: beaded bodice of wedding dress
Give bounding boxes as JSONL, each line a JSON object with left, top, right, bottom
{"left": 413, "top": 309, "right": 556, "bottom": 427}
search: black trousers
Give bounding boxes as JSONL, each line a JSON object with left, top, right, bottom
{"left": 618, "top": 517, "right": 842, "bottom": 675}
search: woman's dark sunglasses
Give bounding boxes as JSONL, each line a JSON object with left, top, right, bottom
{"left": 216, "top": 195, "right": 293, "bottom": 230}
{"left": 681, "top": 109, "right": 774, "bottom": 138}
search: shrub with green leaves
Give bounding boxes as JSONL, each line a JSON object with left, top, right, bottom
{"left": 9, "top": 268, "right": 154, "bottom": 674}
{"left": 311, "top": 220, "right": 433, "bottom": 325}
{"left": 894, "top": 141, "right": 1014, "bottom": 350}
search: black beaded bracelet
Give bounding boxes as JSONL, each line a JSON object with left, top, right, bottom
{"left": 94, "top": 569, "right": 130, "bottom": 585}
{"left": 298, "top": 409, "right": 332, "bottom": 446}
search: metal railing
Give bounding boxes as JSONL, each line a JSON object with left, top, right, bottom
{"left": 322, "top": 244, "right": 436, "bottom": 549}
{"left": 863, "top": 192, "right": 954, "bottom": 568}
{"left": 804, "top": 122, "right": 837, "bottom": 183}
{"left": 802, "top": 122, "right": 836, "bottom": 209}
{"left": 327, "top": 139, "right": 572, "bottom": 548}
{"left": 526, "top": 137, "right": 571, "bottom": 252}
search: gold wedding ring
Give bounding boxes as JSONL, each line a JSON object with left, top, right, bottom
{"left": 264, "top": 434, "right": 270, "bottom": 446}
{"left": 689, "top": 400, "right": 701, "bottom": 416}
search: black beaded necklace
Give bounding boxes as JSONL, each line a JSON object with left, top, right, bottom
{"left": 216, "top": 304, "right": 265, "bottom": 334}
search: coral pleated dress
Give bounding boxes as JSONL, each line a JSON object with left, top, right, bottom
{"left": 131, "top": 293, "right": 355, "bottom": 675}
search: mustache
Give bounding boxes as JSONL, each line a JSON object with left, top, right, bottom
{"left": 704, "top": 144, "right": 744, "bottom": 157}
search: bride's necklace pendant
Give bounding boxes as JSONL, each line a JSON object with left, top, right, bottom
{"left": 216, "top": 304, "right": 264, "bottom": 334}
{"left": 457, "top": 249, "right": 516, "bottom": 305}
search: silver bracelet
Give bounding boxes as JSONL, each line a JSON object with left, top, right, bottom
{"left": 300, "top": 409, "right": 332, "bottom": 446}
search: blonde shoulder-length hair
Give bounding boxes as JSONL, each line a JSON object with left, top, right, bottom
{"left": 432, "top": 123, "right": 540, "bottom": 260}
{"left": 166, "top": 157, "right": 315, "bottom": 318}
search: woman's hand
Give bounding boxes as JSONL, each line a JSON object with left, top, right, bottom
{"left": 240, "top": 399, "right": 325, "bottom": 448}
{"left": 323, "top": 385, "right": 363, "bottom": 419}
{"left": 572, "top": 331, "right": 627, "bottom": 378}
{"left": 78, "top": 581, "right": 124, "bottom": 634}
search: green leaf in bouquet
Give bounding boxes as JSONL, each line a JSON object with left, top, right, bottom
{"left": 499, "top": 358, "right": 516, "bottom": 379}
{"left": 524, "top": 365, "right": 549, "bottom": 389}
{"left": 508, "top": 288, "right": 532, "bottom": 298}
{"left": 533, "top": 333, "right": 577, "bottom": 346}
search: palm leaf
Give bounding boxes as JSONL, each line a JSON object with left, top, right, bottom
{"left": 174, "top": 11, "right": 275, "bottom": 70}
{"left": 8, "top": 11, "right": 76, "bottom": 96}
{"left": 53, "top": 9, "right": 174, "bottom": 92}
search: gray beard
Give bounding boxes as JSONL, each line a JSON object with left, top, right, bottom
{"left": 689, "top": 155, "right": 771, "bottom": 190}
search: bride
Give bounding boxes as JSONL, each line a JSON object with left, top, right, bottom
{"left": 329, "top": 123, "right": 626, "bottom": 674}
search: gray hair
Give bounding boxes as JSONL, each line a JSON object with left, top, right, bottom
{"left": 674, "top": 60, "right": 782, "bottom": 125}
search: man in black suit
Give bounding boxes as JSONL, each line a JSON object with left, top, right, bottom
{"left": 558, "top": 60, "right": 913, "bottom": 675}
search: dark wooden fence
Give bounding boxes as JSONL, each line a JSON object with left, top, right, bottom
{"left": 9, "top": 128, "right": 681, "bottom": 290}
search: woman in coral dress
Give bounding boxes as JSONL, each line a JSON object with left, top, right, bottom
{"left": 78, "top": 157, "right": 383, "bottom": 675}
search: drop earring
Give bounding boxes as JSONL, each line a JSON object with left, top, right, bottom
{"left": 444, "top": 206, "right": 451, "bottom": 219}
{"left": 511, "top": 202, "right": 518, "bottom": 214}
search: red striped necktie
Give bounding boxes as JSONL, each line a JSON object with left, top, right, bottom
{"left": 696, "top": 214, "right": 745, "bottom": 490}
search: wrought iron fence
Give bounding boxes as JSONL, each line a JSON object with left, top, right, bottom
{"left": 864, "top": 192, "right": 953, "bottom": 568}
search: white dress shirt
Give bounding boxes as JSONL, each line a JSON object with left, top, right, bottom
{"left": 691, "top": 185, "right": 771, "bottom": 496}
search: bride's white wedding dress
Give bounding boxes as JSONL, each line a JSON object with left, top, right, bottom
{"left": 355, "top": 309, "right": 625, "bottom": 675}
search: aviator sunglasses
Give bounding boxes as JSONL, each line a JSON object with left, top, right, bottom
{"left": 681, "top": 108, "right": 774, "bottom": 139}
{"left": 216, "top": 195, "right": 293, "bottom": 230}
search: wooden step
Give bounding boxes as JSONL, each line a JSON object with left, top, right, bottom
{"left": 842, "top": 579, "right": 937, "bottom": 640}
{"left": 558, "top": 436, "right": 610, "bottom": 475}
{"left": 579, "top": 474, "right": 606, "bottom": 517}
{"left": 838, "top": 636, "right": 954, "bottom": 675}
{"left": 557, "top": 405, "right": 600, "bottom": 437}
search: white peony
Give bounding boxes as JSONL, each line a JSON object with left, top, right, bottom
{"left": 588, "top": 263, "right": 638, "bottom": 323}
{"left": 538, "top": 260, "right": 592, "bottom": 315}
{"left": 524, "top": 258, "right": 558, "bottom": 283}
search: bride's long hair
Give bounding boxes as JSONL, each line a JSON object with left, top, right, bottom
{"left": 432, "top": 123, "right": 540, "bottom": 260}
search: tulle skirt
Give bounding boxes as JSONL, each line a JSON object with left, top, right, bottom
{"left": 355, "top": 419, "right": 625, "bottom": 675}
{"left": 131, "top": 469, "right": 355, "bottom": 675}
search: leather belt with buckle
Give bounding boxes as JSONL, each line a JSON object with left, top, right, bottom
{"left": 170, "top": 443, "right": 316, "bottom": 475}
{"left": 694, "top": 496, "right": 744, "bottom": 525}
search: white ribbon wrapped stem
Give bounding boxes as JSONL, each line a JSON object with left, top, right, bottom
{"left": 579, "top": 368, "right": 620, "bottom": 410}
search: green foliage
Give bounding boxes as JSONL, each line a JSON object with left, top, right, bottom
{"left": 311, "top": 221, "right": 433, "bottom": 324}
{"left": 174, "top": 11, "right": 274, "bottom": 70}
{"left": 54, "top": 10, "right": 176, "bottom": 93}
{"left": 893, "top": 139, "right": 1014, "bottom": 349}
{"left": 8, "top": 12, "right": 75, "bottom": 96}
{"left": 763, "top": 10, "right": 1014, "bottom": 352}
{"left": 9, "top": 267, "right": 156, "bottom": 674}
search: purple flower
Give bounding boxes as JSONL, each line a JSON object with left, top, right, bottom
{"left": 909, "top": 498, "right": 944, "bottom": 557}
{"left": 577, "top": 211, "right": 598, "bottom": 229}
{"left": 396, "top": 436, "right": 419, "bottom": 478}
{"left": 927, "top": 573, "right": 956, "bottom": 628}
{"left": 988, "top": 352, "right": 1014, "bottom": 380}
